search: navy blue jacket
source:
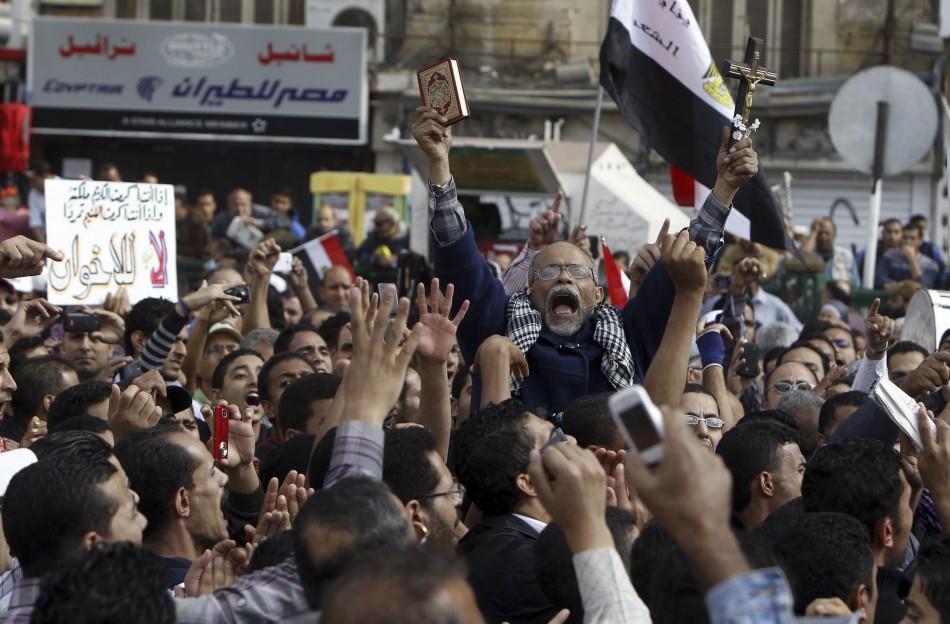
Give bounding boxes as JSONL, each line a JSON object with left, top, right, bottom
{"left": 434, "top": 226, "right": 678, "bottom": 415}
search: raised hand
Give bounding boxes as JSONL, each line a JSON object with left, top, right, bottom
{"left": 345, "top": 284, "right": 419, "bottom": 426}
{"left": 629, "top": 219, "right": 669, "bottom": 294}
{"left": 78, "top": 306, "right": 125, "bottom": 345}
{"left": 413, "top": 278, "right": 469, "bottom": 362}
{"left": 660, "top": 230, "right": 707, "bottom": 293}
{"left": 729, "top": 257, "right": 765, "bottom": 295}
{"left": 471, "top": 334, "right": 529, "bottom": 381}
{"left": 182, "top": 279, "right": 243, "bottom": 317}
{"left": 716, "top": 126, "right": 758, "bottom": 192}
{"left": 103, "top": 287, "right": 131, "bottom": 318}
{"left": 3, "top": 299, "right": 61, "bottom": 347}
{"left": 245, "top": 239, "right": 281, "bottom": 279}
{"left": 202, "top": 402, "right": 256, "bottom": 470}
{"left": 865, "top": 298, "right": 895, "bottom": 357}
{"left": 900, "top": 351, "right": 950, "bottom": 398}
{"left": 0, "top": 236, "right": 62, "bottom": 278}
{"left": 528, "top": 192, "right": 563, "bottom": 251}
{"left": 412, "top": 106, "right": 453, "bottom": 165}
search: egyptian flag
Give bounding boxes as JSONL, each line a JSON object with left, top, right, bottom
{"left": 292, "top": 231, "right": 354, "bottom": 285}
{"left": 601, "top": 237, "right": 631, "bottom": 306}
{"left": 599, "top": 0, "right": 792, "bottom": 251}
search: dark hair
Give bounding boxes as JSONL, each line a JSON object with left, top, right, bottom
{"left": 818, "top": 391, "right": 867, "bottom": 438}
{"left": 383, "top": 426, "right": 441, "bottom": 508}
{"left": 31, "top": 541, "right": 174, "bottom": 624}
{"left": 774, "top": 512, "right": 873, "bottom": 614}
{"left": 10, "top": 355, "right": 76, "bottom": 422}
{"left": 683, "top": 383, "right": 715, "bottom": 397}
{"left": 293, "top": 477, "right": 412, "bottom": 609}
{"left": 716, "top": 420, "right": 801, "bottom": 512}
{"left": 321, "top": 546, "right": 468, "bottom": 624}
{"left": 115, "top": 426, "right": 201, "bottom": 542}
{"left": 3, "top": 433, "right": 119, "bottom": 576}
{"left": 904, "top": 223, "right": 923, "bottom": 237}
{"left": 454, "top": 399, "right": 534, "bottom": 516}
{"left": 886, "top": 340, "right": 929, "bottom": 367}
{"left": 798, "top": 320, "right": 835, "bottom": 342}
{"left": 630, "top": 520, "right": 677, "bottom": 607}
{"left": 8, "top": 336, "right": 48, "bottom": 372}
{"left": 318, "top": 313, "right": 351, "bottom": 351}
{"left": 561, "top": 392, "right": 619, "bottom": 449}
{"left": 802, "top": 438, "right": 904, "bottom": 542}
{"left": 778, "top": 341, "right": 831, "bottom": 377}
{"left": 534, "top": 506, "right": 637, "bottom": 623}
{"left": 274, "top": 322, "right": 321, "bottom": 355}
{"left": 247, "top": 529, "right": 295, "bottom": 574}
{"left": 277, "top": 373, "right": 341, "bottom": 435}
{"left": 451, "top": 364, "right": 471, "bottom": 400}
{"left": 124, "top": 297, "right": 174, "bottom": 355}
{"left": 50, "top": 415, "right": 112, "bottom": 436}
{"left": 916, "top": 534, "right": 950, "bottom": 620}
{"left": 257, "top": 352, "right": 314, "bottom": 402}
{"left": 735, "top": 409, "right": 801, "bottom": 432}
{"left": 210, "top": 347, "right": 263, "bottom": 390}
{"left": 47, "top": 380, "right": 113, "bottom": 430}
{"left": 764, "top": 346, "right": 786, "bottom": 370}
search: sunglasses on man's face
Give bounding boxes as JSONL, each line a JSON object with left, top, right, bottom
{"left": 519, "top": 427, "right": 567, "bottom": 473}
{"left": 771, "top": 380, "right": 813, "bottom": 394}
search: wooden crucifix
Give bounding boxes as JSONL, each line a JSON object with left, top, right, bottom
{"left": 721, "top": 37, "right": 778, "bottom": 127}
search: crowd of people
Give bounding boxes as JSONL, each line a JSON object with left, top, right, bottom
{"left": 0, "top": 107, "right": 943, "bottom": 623}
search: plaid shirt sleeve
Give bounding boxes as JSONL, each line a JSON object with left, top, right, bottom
{"left": 688, "top": 192, "right": 731, "bottom": 258}
{"left": 428, "top": 177, "right": 467, "bottom": 245}
{"left": 502, "top": 245, "right": 539, "bottom": 295}
{"left": 705, "top": 568, "right": 796, "bottom": 624}
{"left": 174, "top": 560, "right": 309, "bottom": 624}
{"left": 573, "top": 548, "right": 651, "bottom": 623}
{"left": 323, "top": 420, "right": 385, "bottom": 488}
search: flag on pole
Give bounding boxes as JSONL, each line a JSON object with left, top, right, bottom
{"left": 291, "top": 231, "right": 354, "bottom": 283}
{"left": 601, "top": 237, "right": 631, "bottom": 307}
{"left": 599, "top": 0, "right": 793, "bottom": 251}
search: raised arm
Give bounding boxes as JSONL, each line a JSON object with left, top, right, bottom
{"left": 641, "top": 231, "right": 707, "bottom": 408}
{"left": 412, "top": 278, "right": 469, "bottom": 460}
{"left": 242, "top": 239, "right": 281, "bottom": 333}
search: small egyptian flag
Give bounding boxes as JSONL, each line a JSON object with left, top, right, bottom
{"left": 292, "top": 231, "right": 354, "bottom": 284}
{"left": 601, "top": 236, "right": 630, "bottom": 307}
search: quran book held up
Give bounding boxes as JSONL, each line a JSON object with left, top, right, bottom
{"left": 417, "top": 58, "right": 470, "bottom": 126}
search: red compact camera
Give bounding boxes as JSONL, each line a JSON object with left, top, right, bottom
{"left": 212, "top": 405, "right": 230, "bottom": 460}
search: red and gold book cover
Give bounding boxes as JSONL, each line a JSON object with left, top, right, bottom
{"left": 417, "top": 58, "right": 470, "bottom": 125}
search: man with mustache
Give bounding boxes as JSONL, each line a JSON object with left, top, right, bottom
{"left": 414, "top": 107, "right": 759, "bottom": 414}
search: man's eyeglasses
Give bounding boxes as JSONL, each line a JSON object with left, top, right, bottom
{"left": 424, "top": 480, "right": 466, "bottom": 504}
{"left": 771, "top": 380, "right": 813, "bottom": 394}
{"left": 686, "top": 415, "right": 725, "bottom": 429}
{"left": 830, "top": 338, "right": 852, "bottom": 349}
{"left": 519, "top": 427, "right": 567, "bottom": 473}
{"left": 533, "top": 264, "right": 594, "bottom": 282}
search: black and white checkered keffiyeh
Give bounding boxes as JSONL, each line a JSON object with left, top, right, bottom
{"left": 505, "top": 291, "right": 634, "bottom": 393}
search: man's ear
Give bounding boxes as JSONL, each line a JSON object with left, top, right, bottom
{"left": 515, "top": 472, "right": 538, "bottom": 499}
{"left": 594, "top": 285, "right": 604, "bottom": 305}
{"left": 130, "top": 330, "right": 148, "bottom": 356}
{"left": 847, "top": 583, "right": 872, "bottom": 614}
{"left": 260, "top": 399, "right": 275, "bottom": 420}
{"left": 405, "top": 500, "right": 430, "bottom": 542}
{"left": 175, "top": 486, "right": 190, "bottom": 518}
{"left": 210, "top": 388, "right": 221, "bottom": 403}
{"left": 757, "top": 471, "right": 775, "bottom": 497}
{"left": 79, "top": 530, "right": 103, "bottom": 551}
{"left": 875, "top": 516, "right": 895, "bottom": 550}
{"left": 41, "top": 394, "right": 55, "bottom": 415}
{"left": 284, "top": 428, "right": 300, "bottom": 442}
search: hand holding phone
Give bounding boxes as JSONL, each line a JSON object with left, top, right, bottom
{"left": 224, "top": 285, "right": 251, "bottom": 304}
{"left": 736, "top": 343, "right": 762, "bottom": 378}
{"left": 273, "top": 252, "right": 293, "bottom": 273}
{"left": 609, "top": 385, "right": 664, "bottom": 466}
{"left": 63, "top": 310, "right": 100, "bottom": 333}
{"left": 212, "top": 405, "right": 230, "bottom": 460}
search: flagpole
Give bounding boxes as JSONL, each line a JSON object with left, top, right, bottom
{"left": 578, "top": 85, "right": 605, "bottom": 227}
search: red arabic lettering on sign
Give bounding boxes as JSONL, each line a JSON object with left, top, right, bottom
{"left": 59, "top": 35, "right": 136, "bottom": 59}
{"left": 257, "top": 43, "right": 334, "bottom": 65}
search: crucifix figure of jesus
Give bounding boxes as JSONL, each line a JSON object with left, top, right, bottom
{"left": 721, "top": 37, "right": 778, "bottom": 127}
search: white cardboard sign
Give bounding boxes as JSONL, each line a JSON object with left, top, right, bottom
{"left": 45, "top": 179, "right": 177, "bottom": 305}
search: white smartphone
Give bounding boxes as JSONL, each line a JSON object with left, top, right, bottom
{"left": 273, "top": 252, "right": 293, "bottom": 273}
{"left": 609, "top": 385, "right": 665, "bottom": 466}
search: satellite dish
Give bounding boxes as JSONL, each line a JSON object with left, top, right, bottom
{"left": 829, "top": 66, "right": 938, "bottom": 177}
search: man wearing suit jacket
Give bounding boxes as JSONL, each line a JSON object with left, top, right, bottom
{"left": 454, "top": 399, "right": 568, "bottom": 624}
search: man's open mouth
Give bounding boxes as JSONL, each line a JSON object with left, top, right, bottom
{"left": 245, "top": 393, "right": 260, "bottom": 407}
{"left": 550, "top": 290, "right": 580, "bottom": 316}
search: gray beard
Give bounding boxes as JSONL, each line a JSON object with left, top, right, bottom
{"left": 538, "top": 284, "right": 595, "bottom": 338}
